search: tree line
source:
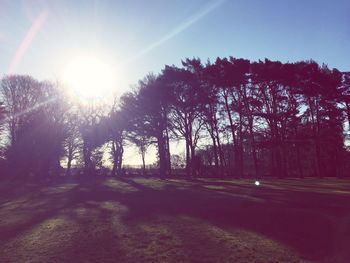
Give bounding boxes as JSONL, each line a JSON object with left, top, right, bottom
{"left": 0, "top": 57, "right": 349, "bottom": 179}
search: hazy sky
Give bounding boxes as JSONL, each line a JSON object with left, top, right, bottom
{"left": 1, "top": 0, "right": 349, "bottom": 91}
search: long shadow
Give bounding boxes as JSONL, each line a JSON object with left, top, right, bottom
{"left": 1, "top": 178, "right": 350, "bottom": 262}
{"left": 100, "top": 178, "right": 350, "bottom": 262}
{"left": 0, "top": 180, "right": 132, "bottom": 262}
{"left": 192, "top": 180, "right": 350, "bottom": 215}
{"left": 0, "top": 182, "right": 81, "bottom": 245}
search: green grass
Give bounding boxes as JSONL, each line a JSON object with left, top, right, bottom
{"left": 1, "top": 177, "right": 350, "bottom": 262}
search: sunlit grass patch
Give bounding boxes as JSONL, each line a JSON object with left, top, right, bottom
{"left": 132, "top": 178, "right": 169, "bottom": 189}
{"left": 0, "top": 198, "right": 31, "bottom": 210}
{"left": 99, "top": 200, "right": 129, "bottom": 214}
{"left": 204, "top": 185, "right": 227, "bottom": 190}
{"left": 119, "top": 215, "right": 307, "bottom": 263}
{"left": 165, "top": 179, "right": 196, "bottom": 188}
{"left": 204, "top": 224, "right": 305, "bottom": 263}
{"left": 0, "top": 216, "right": 76, "bottom": 262}
{"left": 40, "top": 183, "right": 78, "bottom": 194}
{"left": 102, "top": 178, "right": 139, "bottom": 192}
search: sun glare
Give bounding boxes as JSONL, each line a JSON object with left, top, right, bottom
{"left": 63, "top": 56, "right": 117, "bottom": 103}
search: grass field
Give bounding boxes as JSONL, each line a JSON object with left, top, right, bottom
{"left": 1, "top": 177, "right": 350, "bottom": 263}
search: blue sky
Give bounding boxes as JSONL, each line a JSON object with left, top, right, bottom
{"left": 1, "top": 0, "right": 349, "bottom": 91}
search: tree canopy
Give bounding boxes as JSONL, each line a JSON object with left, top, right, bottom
{"left": 0, "top": 57, "right": 349, "bottom": 178}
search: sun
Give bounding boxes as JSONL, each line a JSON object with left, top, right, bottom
{"left": 63, "top": 55, "right": 117, "bottom": 103}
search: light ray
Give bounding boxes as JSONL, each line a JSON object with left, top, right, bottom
{"left": 123, "top": 0, "right": 226, "bottom": 65}
{"left": 0, "top": 97, "right": 56, "bottom": 126}
{"left": 7, "top": 10, "right": 48, "bottom": 75}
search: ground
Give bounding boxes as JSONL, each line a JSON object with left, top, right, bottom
{"left": 1, "top": 177, "right": 350, "bottom": 263}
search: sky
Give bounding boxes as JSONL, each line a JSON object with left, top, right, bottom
{"left": 1, "top": 0, "right": 349, "bottom": 89}
{"left": 1, "top": 0, "right": 349, "bottom": 165}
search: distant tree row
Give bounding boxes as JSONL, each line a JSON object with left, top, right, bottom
{"left": 0, "top": 57, "right": 349, "bottom": 179}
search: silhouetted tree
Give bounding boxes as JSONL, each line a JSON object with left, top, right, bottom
{"left": 207, "top": 57, "right": 248, "bottom": 177}
{"left": 120, "top": 74, "right": 171, "bottom": 177}
{"left": 63, "top": 112, "right": 82, "bottom": 176}
{"left": 1, "top": 76, "right": 68, "bottom": 177}
{"left": 340, "top": 72, "right": 350, "bottom": 131}
{"left": 0, "top": 56, "right": 347, "bottom": 179}
{"left": 78, "top": 104, "right": 106, "bottom": 176}
{"left": 162, "top": 62, "right": 205, "bottom": 176}
{"left": 251, "top": 60, "right": 296, "bottom": 177}
{"left": 0, "top": 102, "right": 6, "bottom": 156}
{"left": 170, "top": 154, "right": 185, "bottom": 169}
{"left": 105, "top": 100, "right": 127, "bottom": 176}
{"left": 296, "top": 61, "right": 344, "bottom": 177}
{"left": 129, "top": 134, "right": 152, "bottom": 175}
{"left": 200, "top": 61, "right": 223, "bottom": 174}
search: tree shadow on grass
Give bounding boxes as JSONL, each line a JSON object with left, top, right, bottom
{"left": 109, "top": 178, "right": 350, "bottom": 262}
{"left": 0, "top": 178, "right": 350, "bottom": 262}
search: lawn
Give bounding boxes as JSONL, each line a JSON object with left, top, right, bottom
{"left": 1, "top": 177, "right": 350, "bottom": 263}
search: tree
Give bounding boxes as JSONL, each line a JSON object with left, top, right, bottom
{"left": 170, "top": 154, "right": 185, "bottom": 169}
{"left": 162, "top": 62, "right": 205, "bottom": 176}
{"left": 0, "top": 101, "right": 6, "bottom": 145}
{"left": 129, "top": 134, "right": 152, "bottom": 174}
{"left": 340, "top": 72, "right": 350, "bottom": 132}
{"left": 78, "top": 104, "right": 106, "bottom": 176}
{"left": 0, "top": 56, "right": 347, "bottom": 179}
{"left": 1, "top": 76, "right": 68, "bottom": 177}
{"left": 206, "top": 57, "right": 250, "bottom": 177}
{"left": 295, "top": 61, "right": 344, "bottom": 177}
{"left": 0, "top": 101, "right": 6, "bottom": 169}
{"left": 251, "top": 60, "right": 285, "bottom": 177}
{"left": 121, "top": 74, "right": 171, "bottom": 177}
{"left": 63, "top": 112, "right": 82, "bottom": 176}
{"left": 104, "top": 101, "right": 127, "bottom": 176}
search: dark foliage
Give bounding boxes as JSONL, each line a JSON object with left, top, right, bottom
{"left": 0, "top": 58, "right": 349, "bottom": 178}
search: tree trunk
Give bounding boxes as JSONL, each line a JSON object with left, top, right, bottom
{"left": 190, "top": 145, "right": 196, "bottom": 176}
{"left": 296, "top": 144, "right": 303, "bottom": 178}
{"left": 65, "top": 147, "right": 73, "bottom": 176}
{"left": 315, "top": 139, "right": 322, "bottom": 178}
{"left": 83, "top": 141, "right": 93, "bottom": 176}
{"left": 248, "top": 119, "right": 259, "bottom": 178}
{"left": 237, "top": 113, "right": 244, "bottom": 177}
{"left": 346, "top": 103, "right": 350, "bottom": 130}
{"left": 157, "top": 133, "right": 167, "bottom": 178}
{"left": 165, "top": 127, "right": 171, "bottom": 176}
{"left": 315, "top": 104, "right": 323, "bottom": 178}
{"left": 66, "top": 158, "right": 72, "bottom": 176}
{"left": 141, "top": 151, "right": 146, "bottom": 175}
{"left": 223, "top": 93, "right": 239, "bottom": 177}
{"left": 242, "top": 85, "right": 259, "bottom": 178}
{"left": 210, "top": 132, "right": 219, "bottom": 170}
{"left": 213, "top": 117, "right": 225, "bottom": 176}
{"left": 111, "top": 162, "right": 116, "bottom": 177}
